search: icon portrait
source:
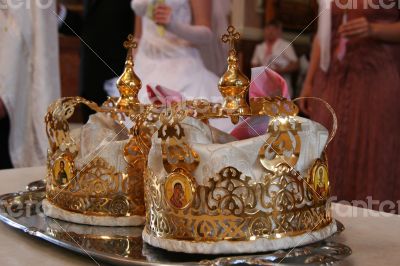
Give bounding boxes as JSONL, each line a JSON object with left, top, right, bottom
{"left": 165, "top": 171, "right": 194, "bottom": 210}
{"left": 53, "top": 156, "right": 74, "bottom": 187}
{"left": 312, "top": 164, "right": 329, "bottom": 198}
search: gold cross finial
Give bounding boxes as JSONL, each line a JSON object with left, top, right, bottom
{"left": 222, "top": 26, "right": 240, "bottom": 51}
{"left": 123, "top": 34, "right": 138, "bottom": 50}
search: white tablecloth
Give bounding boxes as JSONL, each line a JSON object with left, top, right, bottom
{"left": 0, "top": 167, "right": 399, "bottom": 266}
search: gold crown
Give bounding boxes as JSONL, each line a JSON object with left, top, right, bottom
{"left": 144, "top": 105, "right": 333, "bottom": 242}
{"left": 45, "top": 26, "right": 336, "bottom": 248}
{"left": 44, "top": 35, "right": 153, "bottom": 219}
{"left": 141, "top": 26, "right": 337, "bottom": 250}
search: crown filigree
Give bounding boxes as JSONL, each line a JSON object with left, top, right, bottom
{"left": 141, "top": 27, "right": 335, "bottom": 249}
{"left": 44, "top": 97, "right": 146, "bottom": 220}
{"left": 44, "top": 26, "right": 335, "bottom": 248}
{"left": 145, "top": 164, "right": 331, "bottom": 242}
{"left": 143, "top": 104, "right": 332, "bottom": 244}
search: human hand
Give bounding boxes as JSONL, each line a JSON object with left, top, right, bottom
{"left": 339, "top": 17, "right": 371, "bottom": 39}
{"left": 0, "top": 98, "right": 7, "bottom": 120}
{"left": 153, "top": 3, "right": 172, "bottom": 26}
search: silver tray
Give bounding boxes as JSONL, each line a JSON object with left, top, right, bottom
{"left": 0, "top": 180, "right": 351, "bottom": 265}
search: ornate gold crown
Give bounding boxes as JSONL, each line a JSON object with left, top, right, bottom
{"left": 144, "top": 106, "right": 332, "bottom": 243}
{"left": 44, "top": 35, "right": 153, "bottom": 223}
{"left": 141, "top": 26, "right": 337, "bottom": 253}
{"left": 44, "top": 25, "right": 336, "bottom": 251}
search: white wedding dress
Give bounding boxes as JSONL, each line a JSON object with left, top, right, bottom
{"left": 0, "top": 2, "right": 60, "bottom": 168}
{"left": 106, "top": 0, "right": 230, "bottom": 105}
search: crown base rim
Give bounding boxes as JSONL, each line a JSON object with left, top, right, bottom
{"left": 142, "top": 221, "right": 337, "bottom": 255}
{"left": 43, "top": 199, "right": 145, "bottom": 227}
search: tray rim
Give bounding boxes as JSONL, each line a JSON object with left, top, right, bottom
{"left": 0, "top": 188, "right": 350, "bottom": 266}
{"left": 0, "top": 191, "right": 166, "bottom": 266}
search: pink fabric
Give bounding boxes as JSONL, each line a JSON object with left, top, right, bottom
{"left": 231, "top": 68, "right": 290, "bottom": 140}
{"left": 335, "top": 37, "right": 348, "bottom": 61}
{"left": 146, "top": 68, "right": 289, "bottom": 140}
{"left": 146, "top": 85, "right": 183, "bottom": 105}
{"left": 249, "top": 67, "right": 290, "bottom": 99}
{"left": 335, "top": 13, "right": 348, "bottom": 61}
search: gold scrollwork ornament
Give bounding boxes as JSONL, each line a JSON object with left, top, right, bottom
{"left": 158, "top": 108, "right": 199, "bottom": 173}
{"left": 259, "top": 117, "right": 301, "bottom": 172}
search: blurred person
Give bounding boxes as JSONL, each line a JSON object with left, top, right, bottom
{"left": 105, "top": 0, "right": 231, "bottom": 131}
{"left": 300, "top": 0, "right": 400, "bottom": 210}
{"left": 106, "top": 0, "right": 230, "bottom": 103}
{"left": 58, "top": 0, "right": 135, "bottom": 122}
{"left": 251, "top": 20, "right": 299, "bottom": 97}
{"left": 0, "top": 1, "right": 61, "bottom": 168}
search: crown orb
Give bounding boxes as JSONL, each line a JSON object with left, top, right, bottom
{"left": 218, "top": 26, "right": 250, "bottom": 117}
{"left": 116, "top": 34, "right": 142, "bottom": 111}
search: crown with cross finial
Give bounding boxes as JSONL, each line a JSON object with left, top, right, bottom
{"left": 42, "top": 34, "right": 149, "bottom": 225}
{"left": 142, "top": 26, "right": 338, "bottom": 253}
{"left": 43, "top": 26, "right": 338, "bottom": 252}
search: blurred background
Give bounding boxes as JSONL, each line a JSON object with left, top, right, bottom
{"left": 58, "top": 0, "right": 318, "bottom": 122}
